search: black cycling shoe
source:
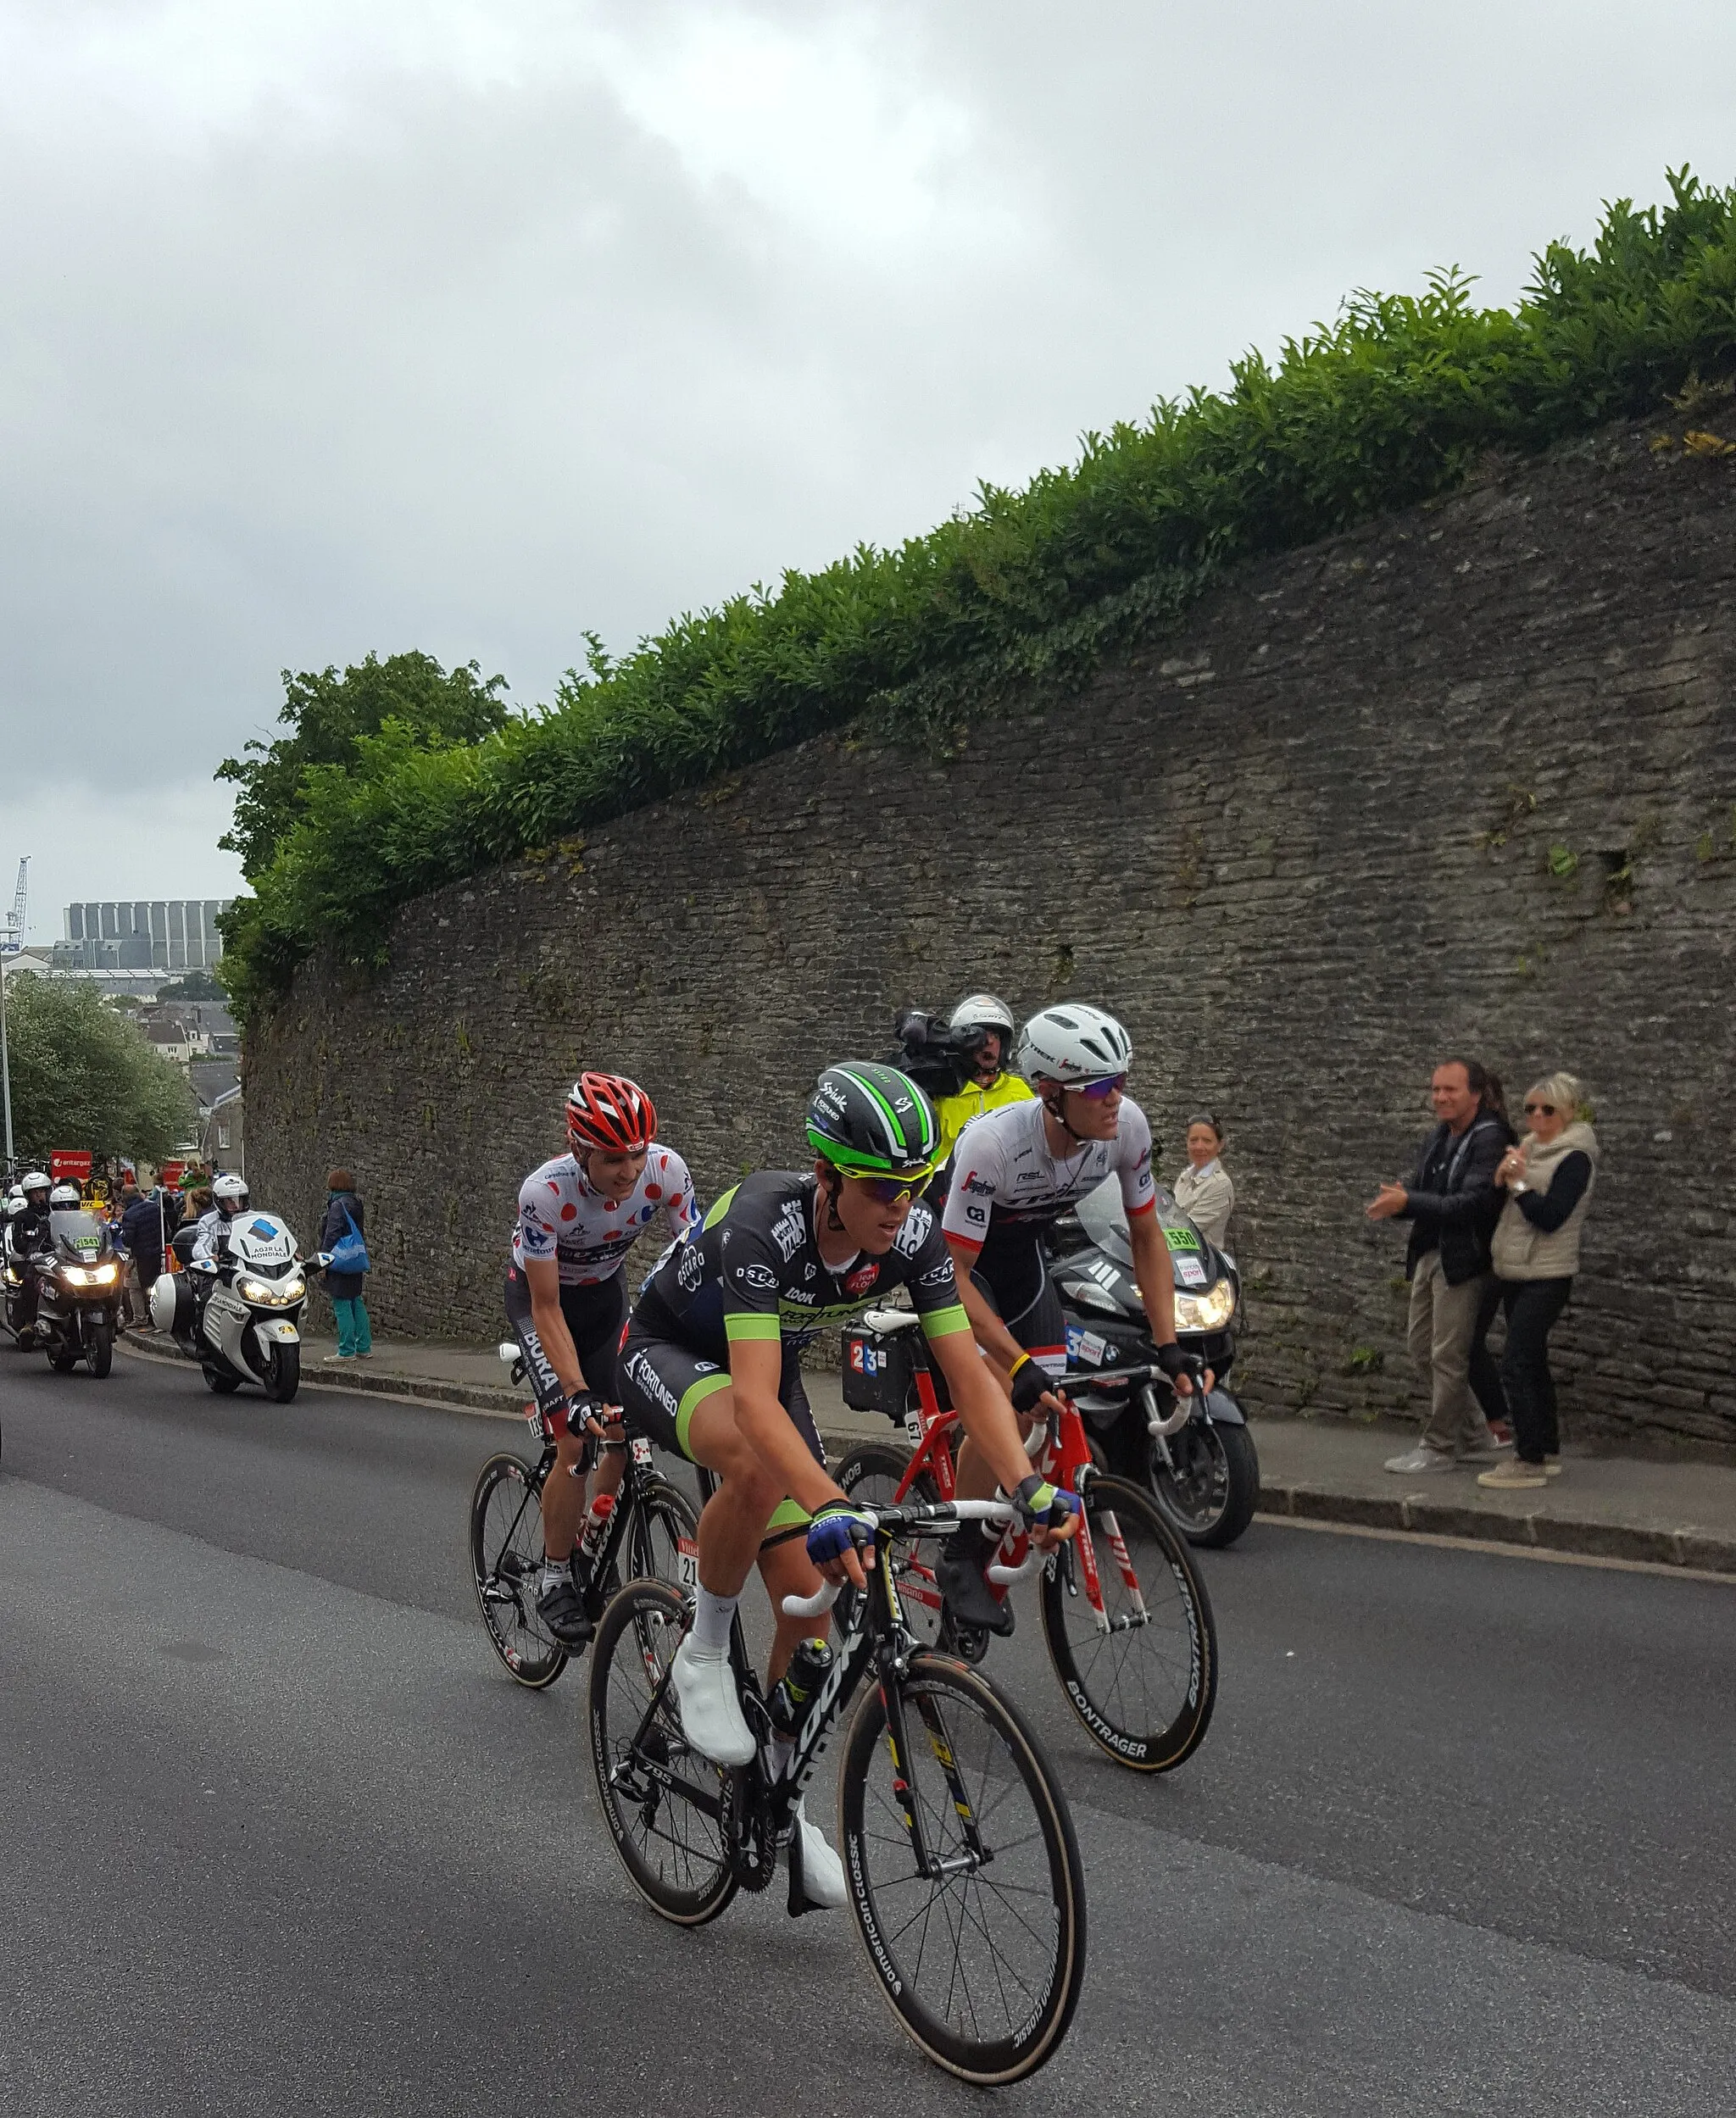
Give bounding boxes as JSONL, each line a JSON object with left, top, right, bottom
{"left": 536, "top": 1576, "right": 594, "bottom": 1648}
{"left": 937, "top": 1545, "right": 1014, "bottom": 1638}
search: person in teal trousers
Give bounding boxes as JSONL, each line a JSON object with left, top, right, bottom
{"left": 319, "top": 1169, "right": 373, "bottom": 1359}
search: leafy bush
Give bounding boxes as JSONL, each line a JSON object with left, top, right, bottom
{"left": 221, "top": 171, "right": 1736, "bottom": 1020}
{"left": 3, "top": 976, "right": 197, "bottom": 1161}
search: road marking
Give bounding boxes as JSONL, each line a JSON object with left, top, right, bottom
{"left": 1255, "top": 1511, "right": 1736, "bottom": 1585}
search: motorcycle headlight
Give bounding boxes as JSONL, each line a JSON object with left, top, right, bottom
{"left": 63, "top": 1263, "right": 118, "bottom": 1287}
{"left": 280, "top": 1276, "right": 305, "bottom": 1303}
{"left": 1173, "top": 1279, "right": 1237, "bottom": 1332}
{"left": 237, "top": 1275, "right": 287, "bottom": 1305}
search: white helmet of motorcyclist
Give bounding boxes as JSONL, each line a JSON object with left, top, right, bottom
{"left": 212, "top": 1171, "right": 250, "bottom": 1217}
{"left": 948, "top": 993, "right": 1015, "bottom": 1042}
{"left": 1015, "top": 1003, "right": 1132, "bottom": 1087}
{"left": 48, "top": 1182, "right": 82, "bottom": 1210}
{"left": 21, "top": 1171, "right": 51, "bottom": 1206}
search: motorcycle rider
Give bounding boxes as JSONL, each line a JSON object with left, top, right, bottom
{"left": 931, "top": 994, "right": 1033, "bottom": 1170}
{"left": 4, "top": 1171, "right": 54, "bottom": 1342}
{"left": 191, "top": 1172, "right": 252, "bottom": 1263}
{"left": 507, "top": 1073, "right": 699, "bottom": 1648}
{"left": 938, "top": 1003, "right": 1204, "bottom": 1633}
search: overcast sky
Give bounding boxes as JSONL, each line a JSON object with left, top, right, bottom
{"left": 2, "top": 1, "right": 1733, "bottom": 941}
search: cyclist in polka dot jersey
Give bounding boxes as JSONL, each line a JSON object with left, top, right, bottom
{"left": 505, "top": 1073, "right": 699, "bottom": 1645}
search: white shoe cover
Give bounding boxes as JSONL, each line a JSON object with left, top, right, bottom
{"left": 793, "top": 1798, "right": 848, "bottom": 1909}
{"left": 671, "top": 1635, "right": 755, "bottom": 1766}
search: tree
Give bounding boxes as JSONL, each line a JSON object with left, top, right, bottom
{"left": 156, "top": 969, "right": 224, "bottom": 1002}
{"left": 4, "top": 976, "right": 197, "bottom": 1163}
{"left": 217, "top": 650, "right": 513, "bottom": 877}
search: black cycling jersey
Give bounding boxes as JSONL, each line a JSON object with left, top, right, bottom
{"left": 632, "top": 1170, "right": 971, "bottom": 1361}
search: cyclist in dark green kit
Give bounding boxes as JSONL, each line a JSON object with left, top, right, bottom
{"left": 619, "top": 1060, "right": 1079, "bottom": 1907}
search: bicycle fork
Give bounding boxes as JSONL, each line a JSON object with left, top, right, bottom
{"left": 880, "top": 1670, "right": 991, "bottom": 1880}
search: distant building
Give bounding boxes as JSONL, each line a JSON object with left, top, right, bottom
{"left": 201, "top": 1085, "right": 244, "bottom": 1176}
{"left": 56, "top": 898, "right": 232, "bottom": 975}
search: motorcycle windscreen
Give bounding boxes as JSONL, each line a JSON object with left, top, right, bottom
{"left": 1073, "top": 1176, "right": 1215, "bottom": 1292}
{"left": 48, "top": 1209, "right": 109, "bottom": 1261}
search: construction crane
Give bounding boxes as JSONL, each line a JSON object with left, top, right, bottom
{"left": 3, "top": 858, "right": 27, "bottom": 956}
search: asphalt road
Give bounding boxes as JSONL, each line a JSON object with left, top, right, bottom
{"left": 3, "top": 1345, "right": 1734, "bottom": 2116}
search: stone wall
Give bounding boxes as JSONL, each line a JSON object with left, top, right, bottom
{"left": 247, "top": 416, "right": 1736, "bottom": 1453}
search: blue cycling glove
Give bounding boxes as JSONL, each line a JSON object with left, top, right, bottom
{"left": 1013, "top": 1474, "right": 1081, "bottom": 1531}
{"left": 806, "top": 1500, "right": 874, "bottom": 1566}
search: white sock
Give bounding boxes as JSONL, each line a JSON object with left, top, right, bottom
{"left": 541, "top": 1557, "right": 570, "bottom": 1590}
{"left": 690, "top": 1587, "right": 738, "bottom": 1655}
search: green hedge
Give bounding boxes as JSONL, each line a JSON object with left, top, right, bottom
{"left": 222, "top": 170, "right": 1736, "bottom": 1020}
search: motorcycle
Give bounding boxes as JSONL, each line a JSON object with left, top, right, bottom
{"left": 1046, "top": 1175, "right": 1260, "bottom": 1548}
{"left": 150, "top": 1209, "right": 320, "bottom": 1404}
{"left": 3, "top": 1205, "right": 122, "bottom": 1376}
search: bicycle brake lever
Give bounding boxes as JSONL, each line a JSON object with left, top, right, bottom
{"left": 782, "top": 1580, "right": 841, "bottom": 1620}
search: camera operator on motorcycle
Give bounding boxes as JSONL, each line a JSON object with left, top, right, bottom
{"left": 938, "top": 1003, "right": 1208, "bottom": 1633}
{"left": 4, "top": 1172, "right": 54, "bottom": 1342}
{"left": 507, "top": 1074, "right": 698, "bottom": 1648}
{"left": 927, "top": 994, "right": 1034, "bottom": 1170}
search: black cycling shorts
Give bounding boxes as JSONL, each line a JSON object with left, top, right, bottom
{"left": 971, "top": 1225, "right": 1067, "bottom": 1380}
{"left": 617, "top": 1320, "right": 820, "bottom": 1543}
{"left": 504, "top": 1265, "right": 627, "bottom": 1433}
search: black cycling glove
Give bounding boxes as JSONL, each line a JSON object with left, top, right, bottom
{"left": 1155, "top": 1343, "right": 1197, "bottom": 1384}
{"left": 1007, "top": 1352, "right": 1053, "bottom": 1415}
{"left": 1013, "top": 1473, "right": 1081, "bottom": 1531}
{"left": 561, "top": 1388, "right": 606, "bottom": 1436}
{"left": 806, "top": 1499, "right": 875, "bottom": 1566}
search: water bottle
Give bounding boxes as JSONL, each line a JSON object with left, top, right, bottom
{"left": 578, "top": 1490, "right": 616, "bottom": 1565}
{"left": 767, "top": 1637, "right": 834, "bottom": 1735}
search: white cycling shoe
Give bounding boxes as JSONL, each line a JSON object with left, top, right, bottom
{"left": 792, "top": 1799, "right": 848, "bottom": 1910}
{"left": 671, "top": 1636, "right": 755, "bottom": 1767}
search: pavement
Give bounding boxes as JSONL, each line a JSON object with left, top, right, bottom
{"left": 116, "top": 1326, "right": 1736, "bottom": 1575}
{"left": 3, "top": 1350, "right": 1734, "bottom": 2115}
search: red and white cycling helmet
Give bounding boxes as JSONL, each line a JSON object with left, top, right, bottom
{"left": 565, "top": 1071, "right": 659, "bottom": 1154}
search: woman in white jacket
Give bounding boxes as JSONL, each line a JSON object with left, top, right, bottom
{"left": 1173, "top": 1114, "right": 1235, "bottom": 1251}
{"left": 1477, "top": 1070, "right": 1599, "bottom": 1492}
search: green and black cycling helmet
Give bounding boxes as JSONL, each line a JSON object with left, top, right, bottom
{"left": 806, "top": 1061, "right": 939, "bottom": 1180}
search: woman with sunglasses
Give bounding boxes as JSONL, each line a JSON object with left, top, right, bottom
{"left": 938, "top": 1003, "right": 1201, "bottom": 1633}
{"left": 1478, "top": 1072, "right": 1600, "bottom": 1490}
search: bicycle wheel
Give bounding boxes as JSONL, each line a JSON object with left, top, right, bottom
{"left": 834, "top": 1441, "right": 944, "bottom": 1647}
{"left": 588, "top": 1578, "right": 736, "bottom": 1926}
{"left": 1039, "top": 1471, "right": 1216, "bottom": 1772}
{"left": 470, "top": 1451, "right": 568, "bottom": 1690}
{"left": 623, "top": 1473, "right": 699, "bottom": 1595}
{"left": 839, "top": 1652, "right": 1086, "bottom": 2085}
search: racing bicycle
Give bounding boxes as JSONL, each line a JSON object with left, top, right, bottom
{"left": 835, "top": 1309, "right": 1217, "bottom": 1772}
{"left": 588, "top": 1494, "right": 1087, "bottom": 2086}
{"left": 469, "top": 1357, "right": 698, "bottom": 1688}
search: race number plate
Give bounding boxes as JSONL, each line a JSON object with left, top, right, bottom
{"left": 676, "top": 1537, "right": 699, "bottom": 1594}
{"left": 904, "top": 1408, "right": 925, "bottom": 1446}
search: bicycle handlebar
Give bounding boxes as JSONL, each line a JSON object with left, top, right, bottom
{"left": 778, "top": 1498, "right": 1020, "bottom": 1618}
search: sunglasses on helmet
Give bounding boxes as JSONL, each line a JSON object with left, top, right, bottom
{"left": 847, "top": 1170, "right": 934, "bottom": 1206}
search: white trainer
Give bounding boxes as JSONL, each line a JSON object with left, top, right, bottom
{"left": 671, "top": 1636, "right": 755, "bottom": 1766}
{"left": 793, "top": 1799, "right": 848, "bottom": 1910}
{"left": 1383, "top": 1446, "right": 1454, "bottom": 1475}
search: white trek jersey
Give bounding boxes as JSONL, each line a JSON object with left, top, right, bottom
{"left": 941, "top": 1093, "right": 1157, "bottom": 1251}
{"left": 513, "top": 1147, "right": 698, "bottom": 1287}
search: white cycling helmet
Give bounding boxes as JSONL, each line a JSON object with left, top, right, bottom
{"left": 949, "top": 993, "right": 1015, "bottom": 1040}
{"left": 212, "top": 1171, "right": 250, "bottom": 1216}
{"left": 1015, "top": 1003, "right": 1132, "bottom": 1087}
{"left": 48, "top": 1182, "right": 82, "bottom": 1210}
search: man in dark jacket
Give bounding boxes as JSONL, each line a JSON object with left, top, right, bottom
{"left": 120, "top": 1184, "right": 171, "bottom": 1326}
{"left": 1366, "top": 1059, "right": 1508, "bottom": 1471}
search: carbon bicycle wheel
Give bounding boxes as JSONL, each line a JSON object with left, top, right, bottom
{"left": 470, "top": 1451, "right": 568, "bottom": 1690}
{"left": 1039, "top": 1471, "right": 1216, "bottom": 1771}
{"left": 622, "top": 1473, "right": 699, "bottom": 1597}
{"left": 834, "top": 1441, "right": 944, "bottom": 1647}
{"left": 839, "top": 1652, "right": 1086, "bottom": 2085}
{"left": 588, "top": 1579, "right": 736, "bottom": 1926}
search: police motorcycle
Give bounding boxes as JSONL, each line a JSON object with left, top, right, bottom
{"left": 1046, "top": 1174, "right": 1259, "bottom": 1548}
{"left": 3, "top": 1180, "right": 125, "bottom": 1376}
{"left": 149, "top": 1175, "right": 320, "bottom": 1404}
